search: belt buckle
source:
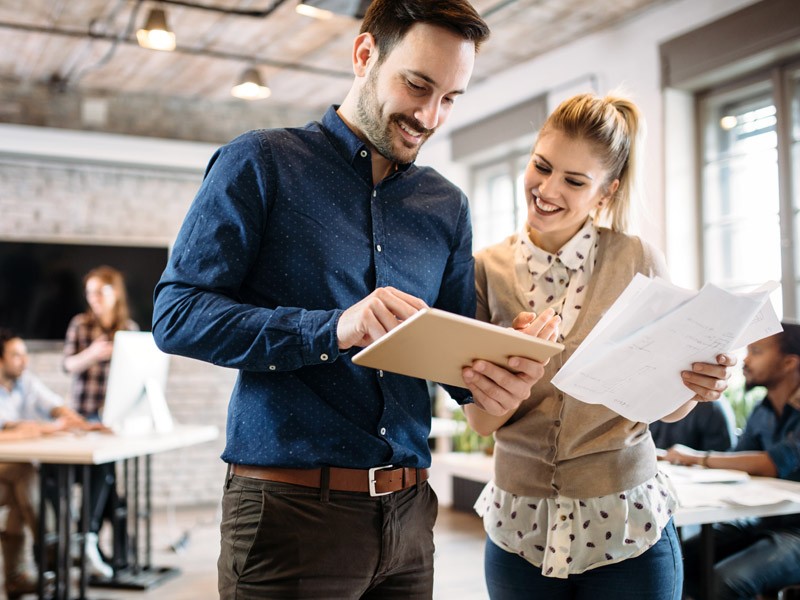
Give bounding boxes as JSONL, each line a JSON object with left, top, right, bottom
{"left": 368, "top": 464, "right": 394, "bottom": 497}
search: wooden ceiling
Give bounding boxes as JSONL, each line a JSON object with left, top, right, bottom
{"left": 0, "top": 0, "right": 676, "bottom": 111}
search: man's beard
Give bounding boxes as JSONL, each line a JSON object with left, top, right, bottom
{"left": 355, "top": 66, "right": 432, "bottom": 165}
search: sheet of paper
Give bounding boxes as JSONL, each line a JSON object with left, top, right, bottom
{"left": 552, "top": 277, "right": 781, "bottom": 423}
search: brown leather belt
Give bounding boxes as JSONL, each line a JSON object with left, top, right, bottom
{"left": 231, "top": 464, "right": 428, "bottom": 497}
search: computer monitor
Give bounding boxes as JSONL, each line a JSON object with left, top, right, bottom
{"left": 102, "top": 331, "right": 173, "bottom": 434}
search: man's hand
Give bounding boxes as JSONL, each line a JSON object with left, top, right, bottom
{"left": 462, "top": 358, "right": 546, "bottom": 416}
{"left": 337, "top": 287, "right": 427, "bottom": 350}
{"left": 461, "top": 309, "right": 561, "bottom": 416}
{"left": 662, "top": 443, "right": 704, "bottom": 466}
{"left": 681, "top": 353, "right": 736, "bottom": 402}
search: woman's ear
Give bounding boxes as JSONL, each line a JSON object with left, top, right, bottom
{"left": 599, "top": 178, "right": 620, "bottom": 208}
{"left": 352, "top": 32, "right": 377, "bottom": 77}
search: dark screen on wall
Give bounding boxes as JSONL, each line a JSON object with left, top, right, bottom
{"left": 0, "top": 241, "right": 168, "bottom": 340}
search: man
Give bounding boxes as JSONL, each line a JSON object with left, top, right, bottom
{"left": 0, "top": 329, "right": 90, "bottom": 598}
{"left": 650, "top": 397, "right": 737, "bottom": 452}
{"left": 152, "top": 1, "right": 549, "bottom": 597}
{"left": 664, "top": 323, "right": 800, "bottom": 600}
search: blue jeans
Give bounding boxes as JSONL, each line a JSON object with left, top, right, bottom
{"left": 682, "top": 516, "right": 800, "bottom": 600}
{"left": 485, "top": 519, "right": 683, "bottom": 600}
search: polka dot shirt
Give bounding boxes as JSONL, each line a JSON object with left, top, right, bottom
{"left": 515, "top": 217, "right": 598, "bottom": 341}
{"left": 477, "top": 218, "right": 678, "bottom": 577}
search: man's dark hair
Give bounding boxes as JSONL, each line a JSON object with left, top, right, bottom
{"left": 360, "top": 0, "right": 490, "bottom": 62}
{"left": 778, "top": 321, "right": 800, "bottom": 359}
{"left": 0, "top": 328, "right": 17, "bottom": 359}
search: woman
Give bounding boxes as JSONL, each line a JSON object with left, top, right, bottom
{"left": 63, "top": 265, "right": 138, "bottom": 579}
{"left": 462, "top": 93, "right": 734, "bottom": 599}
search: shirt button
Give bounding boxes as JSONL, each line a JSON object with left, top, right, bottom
{"left": 268, "top": 365, "right": 276, "bottom": 371}
{"left": 554, "top": 420, "right": 561, "bottom": 427}
{"left": 380, "top": 427, "right": 387, "bottom": 435}
{"left": 378, "top": 370, "right": 384, "bottom": 378}
{"left": 320, "top": 353, "right": 329, "bottom": 361}
{"left": 376, "top": 244, "right": 382, "bottom": 252}
{"left": 560, "top": 515, "right": 567, "bottom": 521}
{"left": 360, "top": 150, "right": 368, "bottom": 158}
{"left": 372, "top": 190, "right": 377, "bottom": 198}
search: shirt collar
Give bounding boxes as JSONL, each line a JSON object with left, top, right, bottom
{"left": 320, "top": 105, "right": 413, "bottom": 175}
{"left": 520, "top": 218, "right": 598, "bottom": 275}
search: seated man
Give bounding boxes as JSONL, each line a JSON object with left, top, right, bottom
{"left": 650, "top": 397, "right": 737, "bottom": 452}
{"left": 0, "top": 328, "right": 94, "bottom": 598}
{"left": 664, "top": 322, "right": 800, "bottom": 600}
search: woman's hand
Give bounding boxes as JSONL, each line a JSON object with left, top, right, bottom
{"left": 512, "top": 308, "right": 561, "bottom": 343}
{"left": 681, "top": 353, "right": 736, "bottom": 402}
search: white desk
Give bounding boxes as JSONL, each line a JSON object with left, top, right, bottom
{"left": 431, "top": 453, "right": 800, "bottom": 600}
{"left": 0, "top": 424, "right": 218, "bottom": 600}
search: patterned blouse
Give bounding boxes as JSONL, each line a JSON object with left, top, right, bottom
{"left": 474, "top": 218, "right": 678, "bottom": 578}
{"left": 63, "top": 312, "right": 139, "bottom": 418}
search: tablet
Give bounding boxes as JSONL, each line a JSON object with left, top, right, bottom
{"left": 351, "top": 307, "right": 564, "bottom": 388}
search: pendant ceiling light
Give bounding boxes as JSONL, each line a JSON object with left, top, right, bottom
{"left": 231, "top": 67, "right": 271, "bottom": 100}
{"left": 136, "top": 7, "right": 176, "bottom": 51}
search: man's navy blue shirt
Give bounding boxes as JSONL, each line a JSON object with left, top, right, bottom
{"left": 735, "top": 396, "right": 800, "bottom": 481}
{"left": 153, "top": 106, "right": 475, "bottom": 469}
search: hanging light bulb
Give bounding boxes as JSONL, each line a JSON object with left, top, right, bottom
{"left": 296, "top": 2, "right": 335, "bottom": 19}
{"left": 137, "top": 7, "right": 176, "bottom": 51}
{"left": 231, "top": 67, "right": 271, "bottom": 100}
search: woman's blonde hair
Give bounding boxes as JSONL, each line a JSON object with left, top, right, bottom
{"left": 538, "top": 92, "right": 645, "bottom": 233}
{"left": 83, "top": 265, "right": 131, "bottom": 334}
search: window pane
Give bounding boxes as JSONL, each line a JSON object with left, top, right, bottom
{"left": 704, "top": 217, "right": 781, "bottom": 289}
{"left": 471, "top": 153, "right": 530, "bottom": 252}
{"left": 701, "top": 87, "right": 780, "bottom": 301}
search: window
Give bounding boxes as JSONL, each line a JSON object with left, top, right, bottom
{"left": 470, "top": 151, "right": 531, "bottom": 252}
{"left": 698, "top": 62, "right": 800, "bottom": 318}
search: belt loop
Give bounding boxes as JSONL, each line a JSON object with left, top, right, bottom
{"left": 319, "top": 466, "right": 330, "bottom": 503}
{"left": 415, "top": 468, "right": 421, "bottom": 492}
{"left": 225, "top": 463, "right": 233, "bottom": 489}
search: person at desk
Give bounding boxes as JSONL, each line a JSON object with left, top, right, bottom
{"left": 664, "top": 323, "right": 800, "bottom": 600}
{"left": 650, "top": 398, "right": 737, "bottom": 452}
{"left": 63, "top": 265, "right": 138, "bottom": 579}
{"left": 0, "top": 329, "right": 92, "bottom": 599}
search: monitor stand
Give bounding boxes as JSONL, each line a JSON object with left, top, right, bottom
{"left": 116, "top": 378, "right": 174, "bottom": 435}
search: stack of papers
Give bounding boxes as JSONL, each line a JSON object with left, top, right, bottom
{"left": 552, "top": 275, "right": 781, "bottom": 423}
{"left": 661, "top": 465, "right": 800, "bottom": 508}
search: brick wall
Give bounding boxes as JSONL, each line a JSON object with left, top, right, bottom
{"left": 0, "top": 154, "right": 236, "bottom": 507}
{"left": 0, "top": 84, "right": 319, "bottom": 508}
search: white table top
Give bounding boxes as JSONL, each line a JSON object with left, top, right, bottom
{"left": 431, "top": 452, "right": 800, "bottom": 526}
{"left": 0, "top": 424, "right": 219, "bottom": 464}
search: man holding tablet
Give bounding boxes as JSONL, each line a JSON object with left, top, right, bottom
{"left": 152, "top": 1, "right": 557, "bottom": 597}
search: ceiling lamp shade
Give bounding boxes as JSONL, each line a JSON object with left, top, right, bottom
{"left": 296, "top": 2, "right": 334, "bottom": 19}
{"left": 231, "top": 68, "right": 271, "bottom": 100}
{"left": 136, "top": 7, "right": 176, "bottom": 51}
{"left": 296, "top": 0, "right": 372, "bottom": 19}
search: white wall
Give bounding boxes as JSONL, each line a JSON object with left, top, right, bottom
{"left": 420, "top": 0, "right": 758, "bottom": 284}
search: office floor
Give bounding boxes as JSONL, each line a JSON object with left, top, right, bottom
{"left": 8, "top": 503, "right": 488, "bottom": 600}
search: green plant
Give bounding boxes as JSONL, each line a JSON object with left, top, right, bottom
{"left": 450, "top": 409, "right": 495, "bottom": 453}
{"left": 722, "top": 368, "right": 766, "bottom": 431}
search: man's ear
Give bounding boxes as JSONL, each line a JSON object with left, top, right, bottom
{"left": 785, "top": 353, "right": 800, "bottom": 375}
{"left": 352, "top": 32, "right": 378, "bottom": 77}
